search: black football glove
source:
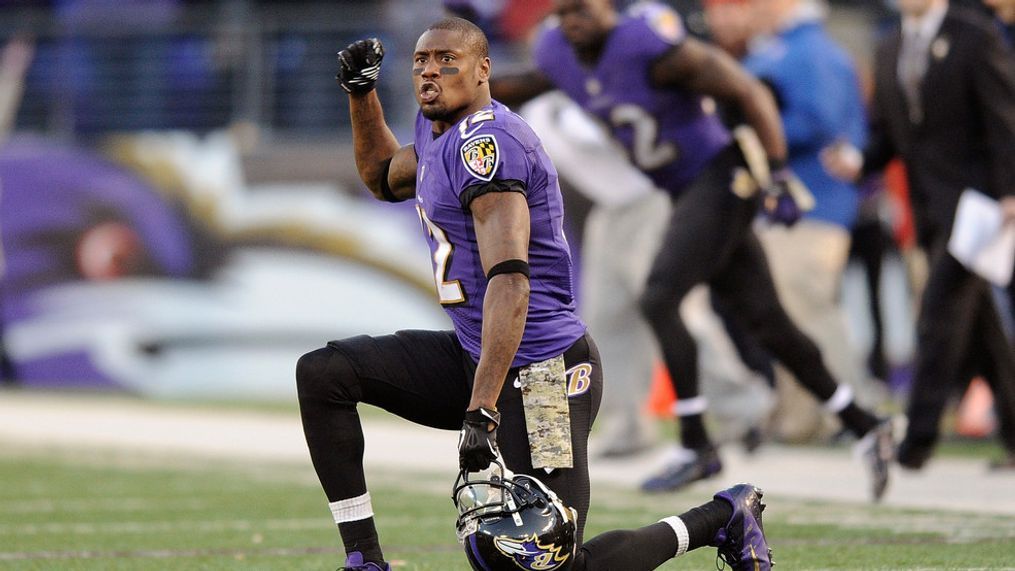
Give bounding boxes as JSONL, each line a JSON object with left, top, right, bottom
{"left": 337, "top": 38, "right": 384, "bottom": 95}
{"left": 458, "top": 407, "right": 500, "bottom": 472}
{"left": 761, "top": 164, "right": 812, "bottom": 227}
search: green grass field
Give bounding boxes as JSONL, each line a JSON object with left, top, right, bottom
{"left": 1, "top": 445, "right": 1013, "bottom": 570}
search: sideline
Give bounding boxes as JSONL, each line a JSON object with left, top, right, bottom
{"left": 0, "top": 391, "right": 1012, "bottom": 515}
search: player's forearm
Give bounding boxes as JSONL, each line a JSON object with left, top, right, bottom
{"left": 470, "top": 274, "right": 530, "bottom": 411}
{"left": 0, "top": 71, "right": 26, "bottom": 139}
{"left": 348, "top": 91, "right": 402, "bottom": 198}
{"left": 738, "top": 79, "right": 788, "bottom": 164}
{"left": 661, "top": 40, "right": 787, "bottom": 163}
{"left": 0, "top": 39, "right": 32, "bottom": 140}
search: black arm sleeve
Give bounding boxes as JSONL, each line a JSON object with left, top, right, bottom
{"left": 378, "top": 158, "right": 407, "bottom": 203}
{"left": 459, "top": 179, "right": 527, "bottom": 213}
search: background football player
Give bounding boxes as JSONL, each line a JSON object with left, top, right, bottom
{"left": 490, "top": 0, "right": 894, "bottom": 499}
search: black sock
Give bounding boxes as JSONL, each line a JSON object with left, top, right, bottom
{"left": 578, "top": 522, "right": 679, "bottom": 569}
{"left": 838, "top": 402, "right": 878, "bottom": 438}
{"left": 339, "top": 518, "right": 384, "bottom": 564}
{"left": 678, "top": 414, "right": 712, "bottom": 451}
{"left": 679, "top": 498, "right": 733, "bottom": 550}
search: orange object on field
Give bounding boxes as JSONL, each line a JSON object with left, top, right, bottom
{"left": 647, "top": 361, "right": 676, "bottom": 418}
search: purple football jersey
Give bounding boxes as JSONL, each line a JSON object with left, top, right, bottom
{"left": 413, "top": 100, "right": 586, "bottom": 367}
{"left": 534, "top": 2, "right": 731, "bottom": 194}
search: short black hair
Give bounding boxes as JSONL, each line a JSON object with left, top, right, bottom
{"left": 425, "top": 16, "right": 490, "bottom": 59}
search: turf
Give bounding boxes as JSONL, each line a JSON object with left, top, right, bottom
{"left": 0, "top": 446, "right": 1012, "bottom": 570}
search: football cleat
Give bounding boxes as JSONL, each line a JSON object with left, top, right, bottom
{"left": 741, "top": 426, "right": 764, "bottom": 456}
{"left": 640, "top": 446, "right": 722, "bottom": 493}
{"left": 711, "top": 483, "right": 773, "bottom": 571}
{"left": 895, "top": 435, "right": 934, "bottom": 471}
{"left": 855, "top": 419, "right": 894, "bottom": 501}
{"left": 988, "top": 453, "right": 1015, "bottom": 471}
{"left": 338, "top": 551, "right": 391, "bottom": 571}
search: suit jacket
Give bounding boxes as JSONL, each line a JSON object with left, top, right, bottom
{"left": 863, "top": 5, "right": 1015, "bottom": 247}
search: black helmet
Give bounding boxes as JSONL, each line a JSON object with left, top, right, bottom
{"left": 452, "top": 460, "right": 578, "bottom": 571}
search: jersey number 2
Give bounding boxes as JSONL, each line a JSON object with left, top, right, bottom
{"left": 610, "top": 104, "right": 677, "bottom": 171}
{"left": 416, "top": 206, "right": 465, "bottom": 305}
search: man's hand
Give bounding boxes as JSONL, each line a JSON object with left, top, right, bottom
{"left": 821, "top": 141, "right": 863, "bottom": 182}
{"left": 337, "top": 38, "right": 384, "bottom": 95}
{"left": 458, "top": 408, "right": 500, "bottom": 472}
{"left": 1002, "top": 197, "right": 1015, "bottom": 225}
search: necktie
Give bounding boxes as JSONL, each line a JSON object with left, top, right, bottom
{"left": 899, "top": 28, "right": 928, "bottom": 124}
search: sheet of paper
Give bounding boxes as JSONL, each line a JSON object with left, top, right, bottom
{"left": 947, "top": 189, "right": 1015, "bottom": 287}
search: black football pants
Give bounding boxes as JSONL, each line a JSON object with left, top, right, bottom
{"left": 297, "top": 330, "right": 698, "bottom": 569}
{"left": 638, "top": 144, "right": 843, "bottom": 434}
{"left": 296, "top": 330, "right": 601, "bottom": 544}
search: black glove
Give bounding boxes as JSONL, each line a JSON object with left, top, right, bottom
{"left": 761, "top": 164, "right": 809, "bottom": 227}
{"left": 458, "top": 407, "right": 500, "bottom": 472}
{"left": 337, "top": 38, "right": 384, "bottom": 95}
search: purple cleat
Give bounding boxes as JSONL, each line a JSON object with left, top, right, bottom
{"left": 339, "top": 552, "right": 391, "bottom": 571}
{"left": 711, "top": 483, "right": 773, "bottom": 571}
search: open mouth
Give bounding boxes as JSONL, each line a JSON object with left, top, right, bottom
{"left": 419, "top": 82, "right": 440, "bottom": 104}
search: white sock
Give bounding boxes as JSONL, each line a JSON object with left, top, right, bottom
{"left": 659, "top": 516, "right": 690, "bottom": 557}
{"left": 823, "top": 385, "right": 853, "bottom": 413}
{"left": 673, "top": 396, "right": 708, "bottom": 416}
{"left": 329, "top": 492, "right": 374, "bottom": 524}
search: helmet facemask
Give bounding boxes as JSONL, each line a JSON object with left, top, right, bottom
{"left": 452, "top": 459, "right": 578, "bottom": 570}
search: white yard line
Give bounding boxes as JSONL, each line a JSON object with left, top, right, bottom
{"left": 0, "top": 517, "right": 326, "bottom": 535}
{"left": 0, "top": 497, "right": 210, "bottom": 514}
{"left": 0, "top": 391, "right": 1012, "bottom": 515}
{"left": 0, "top": 546, "right": 347, "bottom": 561}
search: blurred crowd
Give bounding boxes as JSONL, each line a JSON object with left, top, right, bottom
{"left": 1, "top": 0, "right": 1013, "bottom": 470}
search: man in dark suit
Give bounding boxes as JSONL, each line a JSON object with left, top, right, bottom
{"left": 824, "top": 0, "right": 1015, "bottom": 469}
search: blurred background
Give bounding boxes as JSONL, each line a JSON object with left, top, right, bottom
{"left": 0, "top": 0, "right": 1004, "bottom": 448}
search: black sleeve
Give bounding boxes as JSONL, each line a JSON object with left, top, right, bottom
{"left": 971, "top": 22, "right": 1015, "bottom": 197}
{"left": 459, "top": 179, "right": 527, "bottom": 213}
{"left": 862, "top": 48, "right": 898, "bottom": 177}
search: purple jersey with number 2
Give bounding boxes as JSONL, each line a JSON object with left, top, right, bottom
{"left": 413, "top": 100, "right": 586, "bottom": 367}
{"left": 535, "top": 2, "right": 731, "bottom": 194}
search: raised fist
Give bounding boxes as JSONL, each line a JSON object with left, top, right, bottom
{"left": 337, "top": 38, "right": 384, "bottom": 95}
